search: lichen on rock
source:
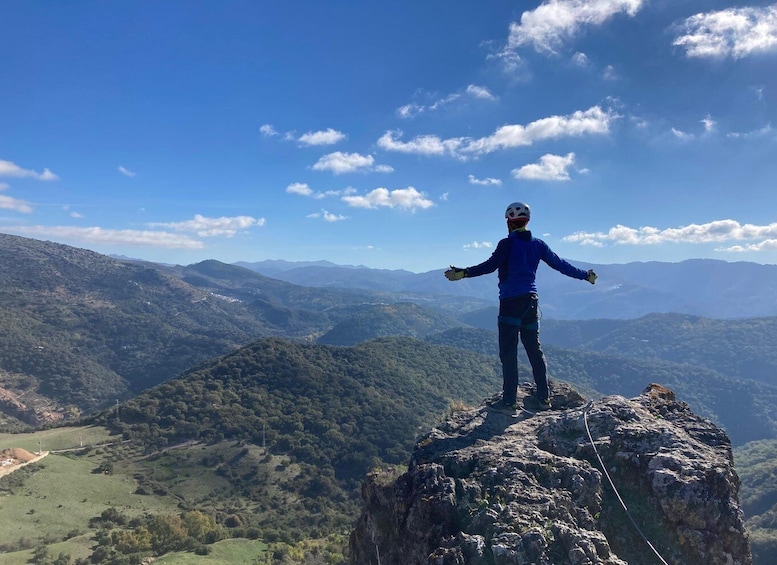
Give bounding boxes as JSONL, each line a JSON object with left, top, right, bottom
{"left": 350, "top": 382, "right": 751, "bottom": 565}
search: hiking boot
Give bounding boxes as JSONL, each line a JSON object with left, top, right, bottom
{"left": 528, "top": 395, "right": 552, "bottom": 411}
{"left": 489, "top": 399, "right": 518, "bottom": 413}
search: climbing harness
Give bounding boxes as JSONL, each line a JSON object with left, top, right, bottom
{"left": 583, "top": 403, "right": 670, "bottom": 565}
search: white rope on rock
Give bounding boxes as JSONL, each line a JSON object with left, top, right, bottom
{"left": 583, "top": 403, "right": 670, "bottom": 565}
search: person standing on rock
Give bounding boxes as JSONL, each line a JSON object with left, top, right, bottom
{"left": 444, "top": 202, "right": 597, "bottom": 412}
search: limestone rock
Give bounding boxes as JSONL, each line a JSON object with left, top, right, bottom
{"left": 350, "top": 382, "right": 751, "bottom": 565}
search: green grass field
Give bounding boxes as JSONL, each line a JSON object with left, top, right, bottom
{"left": 156, "top": 538, "right": 269, "bottom": 564}
{"left": 0, "top": 452, "right": 180, "bottom": 534}
{"left": 0, "top": 424, "right": 115, "bottom": 453}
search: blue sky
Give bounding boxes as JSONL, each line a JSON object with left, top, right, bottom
{"left": 2, "top": 1, "right": 776, "bottom": 272}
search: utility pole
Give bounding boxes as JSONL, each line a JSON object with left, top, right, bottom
{"left": 115, "top": 399, "right": 119, "bottom": 421}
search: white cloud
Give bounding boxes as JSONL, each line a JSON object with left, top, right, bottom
{"left": 286, "top": 182, "right": 314, "bottom": 196}
{"left": 468, "top": 174, "right": 502, "bottom": 186}
{"left": 718, "top": 239, "right": 777, "bottom": 252}
{"left": 507, "top": 0, "right": 646, "bottom": 54}
{"left": 308, "top": 209, "right": 348, "bottom": 222}
{"left": 512, "top": 152, "right": 576, "bottom": 181}
{"left": 149, "top": 214, "right": 265, "bottom": 237}
{"left": 118, "top": 166, "right": 136, "bottom": 177}
{"left": 260, "top": 124, "right": 278, "bottom": 137}
{"left": 0, "top": 194, "right": 34, "bottom": 213}
{"left": 377, "top": 131, "right": 460, "bottom": 156}
{"left": 396, "top": 85, "right": 496, "bottom": 119}
{"left": 342, "top": 186, "right": 435, "bottom": 211}
{"left": 671, "top": 127, "right": 694, "bottom": 140}
{"left": 312, "top": 151, "right": 392, "bottom": 174}
{"left": 381, "top": 106, "right": 615, "bottom": 159}
{"left": 489, "top": 49, "right": 528, "bottom": 74}
{"left": 464, "top": 241, "right": 493, "bottom": 250}
{"left": 701, "top": 115, "right": 717, "bottom": 132}
{"left": 440, "top": 192, "right": 449, "bottom": 201}
{"left": 298, "top": 128, "right": 347, "bottom": 146}
{"left": 287, "top": 183, "right": 358, "bottom": 200}
{"left": 0, "top": 159, "right": 59, "bottom": 181}
{"left": 563, "top": 219, "right": 777, "bottom": 248}
{"left": 727, "top": 124, "right": 774, "bottom": 139}
{"left": 1, "top": 225, "right": 205, "bottom": 248}
{"left": 0, "top": 182, "right": 9, "bottom": 191}
{"left": 602, "top": 64, "right": 617, "bottom": 80}
{"left": 572, "top": 52, "right": 590, "bottom": 66}
{"left": 429, "top": 93, "right": 461, "bottom": 111}
{"left": 674, "top": 5, "right": 777, "bottom": 59}
{"left": 468, "top": 106, "right": 615, "bottom": 154}
{"left": 397, "top": 103, "right": 424, "bottom": 119}
{"left": 466, "top": 84, "right": 496, "bottom": 100}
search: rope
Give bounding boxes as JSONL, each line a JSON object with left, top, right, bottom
{"left": 583, "top": 404, "right": 670, "bottom": 565}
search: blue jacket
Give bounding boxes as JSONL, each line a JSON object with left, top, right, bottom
{"left": 465, "top": 230, "right": 588, "bottom": 299}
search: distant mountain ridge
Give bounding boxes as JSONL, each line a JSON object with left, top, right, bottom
{"left": 239, "top": 257, "right": 777, "bottom": 319}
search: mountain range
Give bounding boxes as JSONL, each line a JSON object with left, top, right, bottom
{"left": 238, "top": 257, "right": 777, "bottom": 319}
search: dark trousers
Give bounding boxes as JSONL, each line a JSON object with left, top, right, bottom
{"left": 498, "top": 293, "right": 548, "bottom": 404}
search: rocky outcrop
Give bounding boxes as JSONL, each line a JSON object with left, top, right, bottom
{"left": 350, "top": 382, "right": 751, "bottom": 565}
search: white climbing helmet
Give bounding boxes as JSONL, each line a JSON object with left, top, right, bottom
{"left": 505, "top": 202, "right": 530, "bottom": 222}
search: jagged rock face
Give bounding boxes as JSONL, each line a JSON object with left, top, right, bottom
{"left": 350, "top": 383, "right": 751, "bottom": 565}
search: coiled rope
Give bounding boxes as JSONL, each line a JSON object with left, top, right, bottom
{"left": 583, "top": 403, "right": 670, "bottom": 565}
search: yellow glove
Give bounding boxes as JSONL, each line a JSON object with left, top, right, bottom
{"left": 586, "top": 269, "right": 598, "bottom": 285}
{"left": 444, "top": 266, "right": 467, "bottom": 281}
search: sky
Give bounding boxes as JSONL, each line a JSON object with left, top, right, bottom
{"left": 2, "top": 0, "right": 777, "bottom": 273}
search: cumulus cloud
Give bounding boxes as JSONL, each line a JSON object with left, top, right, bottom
{"left": 118, "top": 166, "right": 136, "bottom": 177}
{"left": 286, "top": 182, "right": 314, "bottom": 196}
{"left": 342, "top": 186, "right": 435, "bottom": 211}
{"left": 563, "top": 219, "right": 777, "bottom": 249}
{"left": 0, "top": 194, "right": 34, "bottom": 213}
{"left": 0, "top": 159, "right": 59, "bottom": 181}
{"left": 506, "top": 0, "right": 646, "bottom": 54}
{"left": 149, "top": 214, "right": 265, "bottom": 237}
{"left": 674, "top": 4, "right": 777, "bottom": 59}
{"left": 260, "top": 124, "right": 278, "bottom": 137}
{"left": 464, "top": 241, "right": 493, "bottom": 250}
{"left": 1, "top": 225, "right": 205, "bottom": 248}
{"left": 466, "top": 84, "right": 496, "bottom": 100}
{"left": 468, "top": 174, "right": 502, "bottom": 186}
{"left": 298, "top": 128, "right": 347, "bottom": 146}
{"left": 719, "top": 239, "right": 777, "bottom": 252}
{"left": 381, "top": 106, "right": 615, "bottom": 159}
{"left": 307, "top": 209, "right": 348, "bottom": 222}
{"left": 512, "top": 152, "right": 576, "bottom": 181}
{"left": 312, "top": 151, "right": 392, "bottom": 174}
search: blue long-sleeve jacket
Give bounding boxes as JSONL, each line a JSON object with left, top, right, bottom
{"left": 465, "top": 230, "right": 588, "bottom": 299}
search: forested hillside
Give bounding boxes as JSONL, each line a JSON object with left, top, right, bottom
{"left": 735, "top": 439, "right": 777, "bottom": 564}
{"left": 87, "top": 336, "right": 500, "bottom": 539}
{"left": 540, "top": 313, "right": 777, "bottom": 385}
{"left": 0, "top": 234, "right": 439, "bottom": 428}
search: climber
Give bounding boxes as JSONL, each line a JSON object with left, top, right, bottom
{"left": 444, "top": 202, "right": 597, "bottom": 412}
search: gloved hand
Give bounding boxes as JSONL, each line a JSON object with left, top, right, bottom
{"left": 444, "top": 266, "right": 467, "bottom": 281}
{"left": 586, "top": 269, "right": 598, "bottom": 285}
